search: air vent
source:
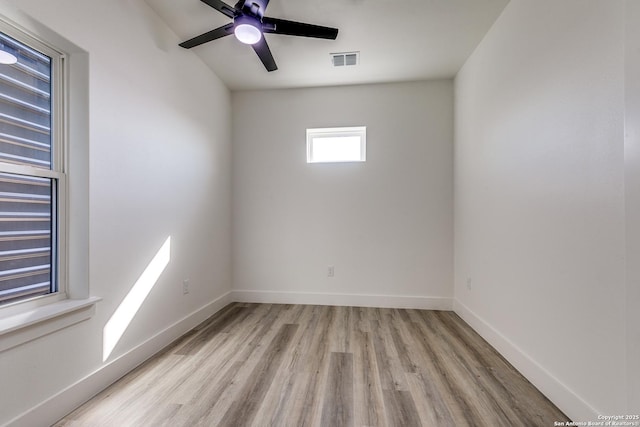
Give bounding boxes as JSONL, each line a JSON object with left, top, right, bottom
{"left": 331, "top": 51, "right": 359, "bottom": 67}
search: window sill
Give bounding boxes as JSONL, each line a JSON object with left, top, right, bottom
{"left": 0, "top": 296, "right": 101, "bottom": 353}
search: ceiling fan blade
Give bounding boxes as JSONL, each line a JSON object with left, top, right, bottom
{"left": 252, "top": 38, "right": 278, "bottom": 72}
{"left": 179, "top": 23, "right": 235, "bottom": 49}
{"left": 201, "top": 0, "right": 238, "bottom": 18}
{"left": 262, "top": 17, "right": 338, "bottom": 40}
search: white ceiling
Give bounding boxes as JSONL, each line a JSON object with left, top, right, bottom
{"left": 145, "top": 0, "right": 509, "bottom": 91}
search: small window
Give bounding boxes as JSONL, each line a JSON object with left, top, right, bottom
{"left": 306, "top": 126, "right": 366, "bottom": 163}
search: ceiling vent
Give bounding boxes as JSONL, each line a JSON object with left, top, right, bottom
{"left": 331, "top": 51, "right": 359, "bottom": 67}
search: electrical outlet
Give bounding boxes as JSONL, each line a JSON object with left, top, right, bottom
{"left": 183, "top": 279, "right": 190, "bottom": 295}
{"left": 328, "top": 266, "right": 335, "bottom": 277}
{"left": 466, "top": 277, "right": 472, "bottom": 290}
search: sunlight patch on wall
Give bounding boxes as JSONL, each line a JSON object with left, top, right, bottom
{"left": 103, "top": 237, "right": 171, "bottom": 361}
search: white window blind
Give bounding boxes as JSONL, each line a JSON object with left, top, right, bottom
{"left": 0, "top": 30, "right": 60, "bottom": 305}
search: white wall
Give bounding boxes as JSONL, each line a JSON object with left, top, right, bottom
{"left": 0, "top": 1, "right": 232, "bottom": 425}
{"left": 454, "top": 0, "right": 627, "bottom": 419}
{"left": 1, "top": 1, "right": 633, "bottom": 424}
{"left": 625, "top": 0, "right": 640, "bottom": 413}
{"left": 232, "top": 81, "right": 453, "bottom": 308}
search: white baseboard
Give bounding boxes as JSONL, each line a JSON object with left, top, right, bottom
{"left": 4, "top": 291, "right": 233, "bottom": 427}
{"left": 453, "top": 299, "right": 598, "bottom": 422}
{"left": 231, "top": 289, "right": 453, "bottom": 310}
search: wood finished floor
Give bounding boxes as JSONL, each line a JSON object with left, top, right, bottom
{"left": 55, "top": 303, "right": 570, "bottom": 427}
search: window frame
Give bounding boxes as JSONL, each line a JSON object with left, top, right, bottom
{"left": 306, "top": 126, "right": 367, "bottom": 164}
{"left": 0, "top": 18, "right": 68, "bottom": 311}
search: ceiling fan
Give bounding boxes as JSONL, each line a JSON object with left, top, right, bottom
{"left": 179, "top": 0, "right": 339, "bottom": 72}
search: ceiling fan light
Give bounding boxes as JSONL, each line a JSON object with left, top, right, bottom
{"left": 235, "top": 22, "right": 262, "bottom": 45}
{"left": 0, "top": 49, "right": 17, "bottom": 65}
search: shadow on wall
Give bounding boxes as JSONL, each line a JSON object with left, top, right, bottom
{"left": 102, "top": 237, "right": 172, "bottom": 361}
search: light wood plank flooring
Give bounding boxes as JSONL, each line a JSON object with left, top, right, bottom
{"left": 55, "top": 303, "right": 570, "bottom": 426}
